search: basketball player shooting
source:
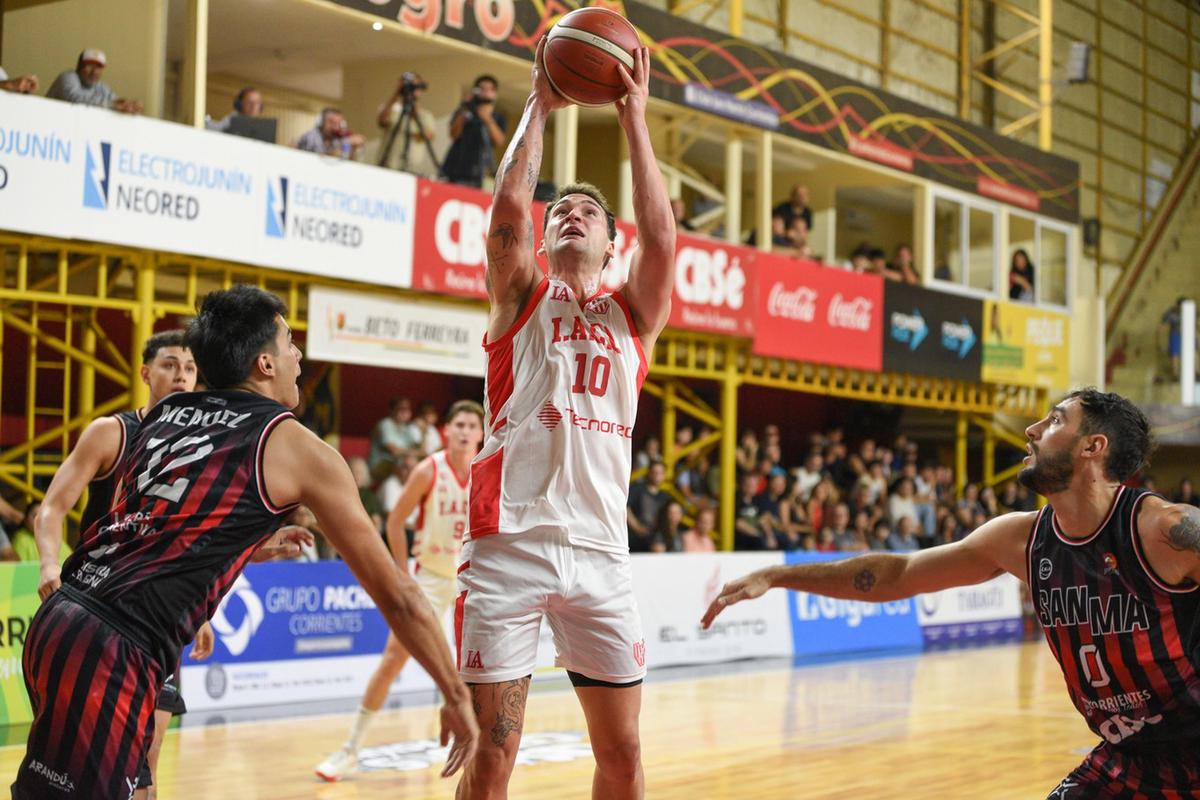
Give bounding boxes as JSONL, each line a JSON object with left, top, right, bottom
{"left": 316, "top": 400, "right": 484, "bottom": 782}
{"left": 453, "top": 37, "right": 674, "bottom": 800}
{"left": 12, "top": 286, "right": 478, "bottom": 799}
{"left": 704, "top": 389, "right": 1200, "bottom": 799}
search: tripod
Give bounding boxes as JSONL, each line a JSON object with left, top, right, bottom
{"left": 378, "top": 92, "right": 440, "bottom": 174}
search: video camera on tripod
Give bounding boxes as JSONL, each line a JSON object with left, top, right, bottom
{"left": 378, "top": 72, "right": 439, "bottom": 172}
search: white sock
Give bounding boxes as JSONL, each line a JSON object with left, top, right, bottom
{"left": 346, "top": 706, "right": 376, "bottom": 751}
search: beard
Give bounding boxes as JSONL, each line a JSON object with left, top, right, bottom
{"left": 1018, "top": 443, "right": 1076, "bottom": 496}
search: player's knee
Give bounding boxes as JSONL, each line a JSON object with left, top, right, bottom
{"left": 592, "top": 736, "right": 641, "bottom": 779}
{"left": 466, "top": 744, "right": 518, "bottom": 787}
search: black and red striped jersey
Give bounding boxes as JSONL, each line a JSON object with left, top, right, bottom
{"left": 79, "top": 408, "right": 144, "bottom": 536}
{"left": 1027, "top": 486, "right": 1200, "bottom": 749}
{"left": 61, "top": 390, "right": 298, "bottom": 669}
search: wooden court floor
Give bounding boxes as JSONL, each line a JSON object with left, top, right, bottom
{"left": 2, "top": 641, "right": 1097, "bottom": 799}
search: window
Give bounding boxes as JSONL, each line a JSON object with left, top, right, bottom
{"left": 932, "top": 192, "right": 997, "bottom": 295}
{"left": 1009, "top": 213, "right": 1071, "bottom": 308}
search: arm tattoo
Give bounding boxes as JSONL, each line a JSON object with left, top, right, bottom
{"left": 853, "top": 569, "right": 876, "bottom": 593}
{"left": 490, "top": 223, "right": 517, "bottom": 250}
{"left": 1166, "top": 507, "right": 1200, "bottom": 554}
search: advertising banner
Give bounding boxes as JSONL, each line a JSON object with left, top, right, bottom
{"left": 883, "top": 282, "right": 982, "bottom": 380}
{"left": 752, "top": 257, "right": 884, "bottom": 371}
{"left": 306, "top": 287, "right": 489, "bottom": 377}
{"left": 982, "top": 300, "right": 1071, "bottom": 389}
{"left": 785, "top": 552, "right": 923, "bottom": 657}
{"left": 0, "top": 92, "right": 415, "bottom": 287}
{"left": 632, "top": 552, "right": 791, "bottom": 668}
{"left": 916, "top": 574, "right": 1024, "bottom": 645}
{"left": 0, "top": 564, "right": 39, "bottom": 725}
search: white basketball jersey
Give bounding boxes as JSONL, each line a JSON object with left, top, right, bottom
{"left": 413, "top": 450, "right": 470, "bottom": 578}
{"left": 470, "top": 277, "right": 648, "bottom": 554}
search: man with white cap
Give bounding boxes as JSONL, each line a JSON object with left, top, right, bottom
{"left": 47, "top": 48, "right": 142, "bottom": 113}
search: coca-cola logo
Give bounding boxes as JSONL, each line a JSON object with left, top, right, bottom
{"left": 828, "top": 293, "right": 874, "bottom": 331}
{"left": 675, "top": 246, "right": 745, "bottom": 309}
{"left": 766, "top": 283, "right": 817, "bottom": 321}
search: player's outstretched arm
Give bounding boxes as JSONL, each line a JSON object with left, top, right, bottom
{"left": 34, "top": 417, "right": 123, "bottom": 599}
{"left": 384, "top": 456, "right": 435, "bottom": 566}
{"left": 618, "top": 46, "right": 675, "bottom": 350}
{"left": 701, "top": 511, "right": 1036, "bottom": 628}
{"left": 485, "top": 37, "right": 569, "bottom": 317}
{"left": 263, "top": 420, "right": 478, "bottom": 775}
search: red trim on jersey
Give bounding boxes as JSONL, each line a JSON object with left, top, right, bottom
{"left": 1129, "top": 492, "right": 1199, "bottom": 593}
{"left": 1052, "top": 486, "right": 1125, "bottom": 545}
{"left": 444, "top": 452, "right": 471, "bottom": 490}
{"left": 1025, "top": 506, "right": 1050, "bottom": 585}
{"left": 454, "top": 589, "right": 468, "bottom": 670}
{"left": 468, "top": 446, "right": 503, "bottom": 538}
{"left": 256, "top": 412, "right": 301, "bottom": 515}
{"left": 611, "top": 290, "right": 649, "bottom": 391}
{"left": 482, "top": 277, "right": 550, "bottom": 353}
{"left": 415, "top": 455, "right": 436, "bottom": 532}
{"left": 95, "top": 414, "right": 129, "bottom": 481}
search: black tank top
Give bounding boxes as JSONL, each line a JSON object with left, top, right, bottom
{"left": 79, "top": 409, "right": 143, "bottom": 536}
{"left": 1027, "top": 486, "right": 1200, "bottom": 749}
{"left": 61, "top": 390, "right": 298, "bottom": 668}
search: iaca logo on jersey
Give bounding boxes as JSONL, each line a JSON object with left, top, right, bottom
{"left": 83, "top": 140, "right": 112, "bottom": 209}
{"left": 265, "top": 175, "right": 288, "bottom": 238}
{"left": 210, "top": 574, "right": 265, "bottom": 656}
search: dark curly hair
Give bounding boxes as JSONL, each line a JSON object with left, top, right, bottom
{"left": 185, "top": 285, "right": 288, "bottom": 389}
{"left": 1064, "top": 388, "right": 1153, "bottom": 483}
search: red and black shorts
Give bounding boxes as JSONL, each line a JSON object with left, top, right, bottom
{"left": 1048, "top": 741, "right": 1200, "bottom": 799}
{"left": 11, "top": 591, "right": 162, "bottom": 800}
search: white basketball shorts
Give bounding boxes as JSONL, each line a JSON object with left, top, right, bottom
{"left": 454, "top": 528, "right": 647, "bottom": 684}
{"left": 415, "top": 564, "right": 458, "bottom": 619}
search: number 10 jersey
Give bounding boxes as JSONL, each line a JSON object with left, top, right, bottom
{"left": 469, "top": 277, "right": 648, "bottom": 555}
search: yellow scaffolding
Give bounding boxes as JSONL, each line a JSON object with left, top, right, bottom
{"left": 1, "top": 233, "right": 1044, "bottom": 547}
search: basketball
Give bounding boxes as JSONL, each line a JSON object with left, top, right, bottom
{"left": 543, "top": 7, "right": 640, "bottom": 107}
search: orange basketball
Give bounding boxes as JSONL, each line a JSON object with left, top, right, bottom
{"left": 543, "top": 7, "right": 640, "bottom": 107}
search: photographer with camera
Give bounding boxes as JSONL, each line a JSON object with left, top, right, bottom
{"left": 295, "top": 107, "right": 365, "bottom": 159}
{"left": 440, "top": 74, "right": 506, "bottom": 188}
{"left": 377, "top": 72, "right": 438, "bottom": 178}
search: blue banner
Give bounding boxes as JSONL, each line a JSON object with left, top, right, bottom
{"left": 785, "top": 552, "right": 923, "bottom": 658}
{"left": 190, "top": 560, "right": 390, "bottom": 664}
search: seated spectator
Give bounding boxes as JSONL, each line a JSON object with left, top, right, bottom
{"left": 1174, "top": 478, "right": 1199, "bottom": 507}
{"left": 868, "top": 519, "right": 892, "bottom": 551}
{"left": 887, "top": 516, "right": 921, "bottom": 552}
{"left": 756, "top": 469, "right": 801, "bottom": 551}
{"left": 378, "top": 453, "right": 419, "bottom": 514}
{"left": 347, "top": 456, "right": 384, "bottom": 533}
{"left": 869, "top": 248, "right": 899, "bottom": 280}
{"left": 1008, "top": 249, "right": 1035, "bottom": 302}
{"left": 847, "top": 483, "right": 876, "bottom": 521}
{"left": 736, "top": 429, "right": 759, "bottom": 474}
{"left": 828, "top": 503, "right": 864, "bottom": 552}
{"left": 735, "top": 471, "right": 776, "bottom": 550}
{"left": 628, "top": 461, "right": 668, "bottom": 553}
{"left": 634, "top": 435, "right": 661, "bottom": 471}
{"left": 369, "top": 397, "right": 422, "bottom": 479}
{"left": 415, "top": 402, "right": 444, "bottom": 456}
{"left": 807, "top": 479, "right": 834, "bottom": 531}
{"left": 672, "top": 198, "right": 695, "bottom": 231}
{"left": 815, "top": 526, "right": 838, "bottom": 553}
{"left": 208, "top": 86, "right": 264, "bottom": 133}
{"left": 979, "top": 485, "right": 1000, "bottom": 518}
{"left": 998, "top": 480, "right": 1034, "bottom": 512}
{"left": 936, "top": 512, "right": 961, "bottom": 544}
{"left": 848, "top": 243, "right": 872, "bottom": 273}
{"left": 772, "top": 184, "right": 813, "bottom": 244}
{"left": 675, "top": 450, "right": 711, "bottom": 506}
{"left": 852, "top": 510, "right": 877, "bottom": 548}
{"left": 791, "top": 451, "right": 824, "bottom": 503}
{"left": 46, "top": 49, "right": 142, "bottom": 114}
{"left": 887, "top": 476, "right": 919, "bottom": 529}
{"left": 651, "top": 501, "right": 686, "bottom": 553}
{"left": 856, "top": 460, "right": 887, "bottom": 505}
{"left": 0, "top": 67, "right": 38, "bottom": 94}
{"left": 681, "top": 507, "right": 717, "bottom": 552}
{"left": 892, "top": 244, "right": 919, "bottom": 284}
{"left": 295, "top": 107, "right": 365, "bottom": 158}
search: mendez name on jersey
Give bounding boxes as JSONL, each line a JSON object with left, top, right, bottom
{"left": 60, "top": 390, "right": 297, "bottom": 671}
